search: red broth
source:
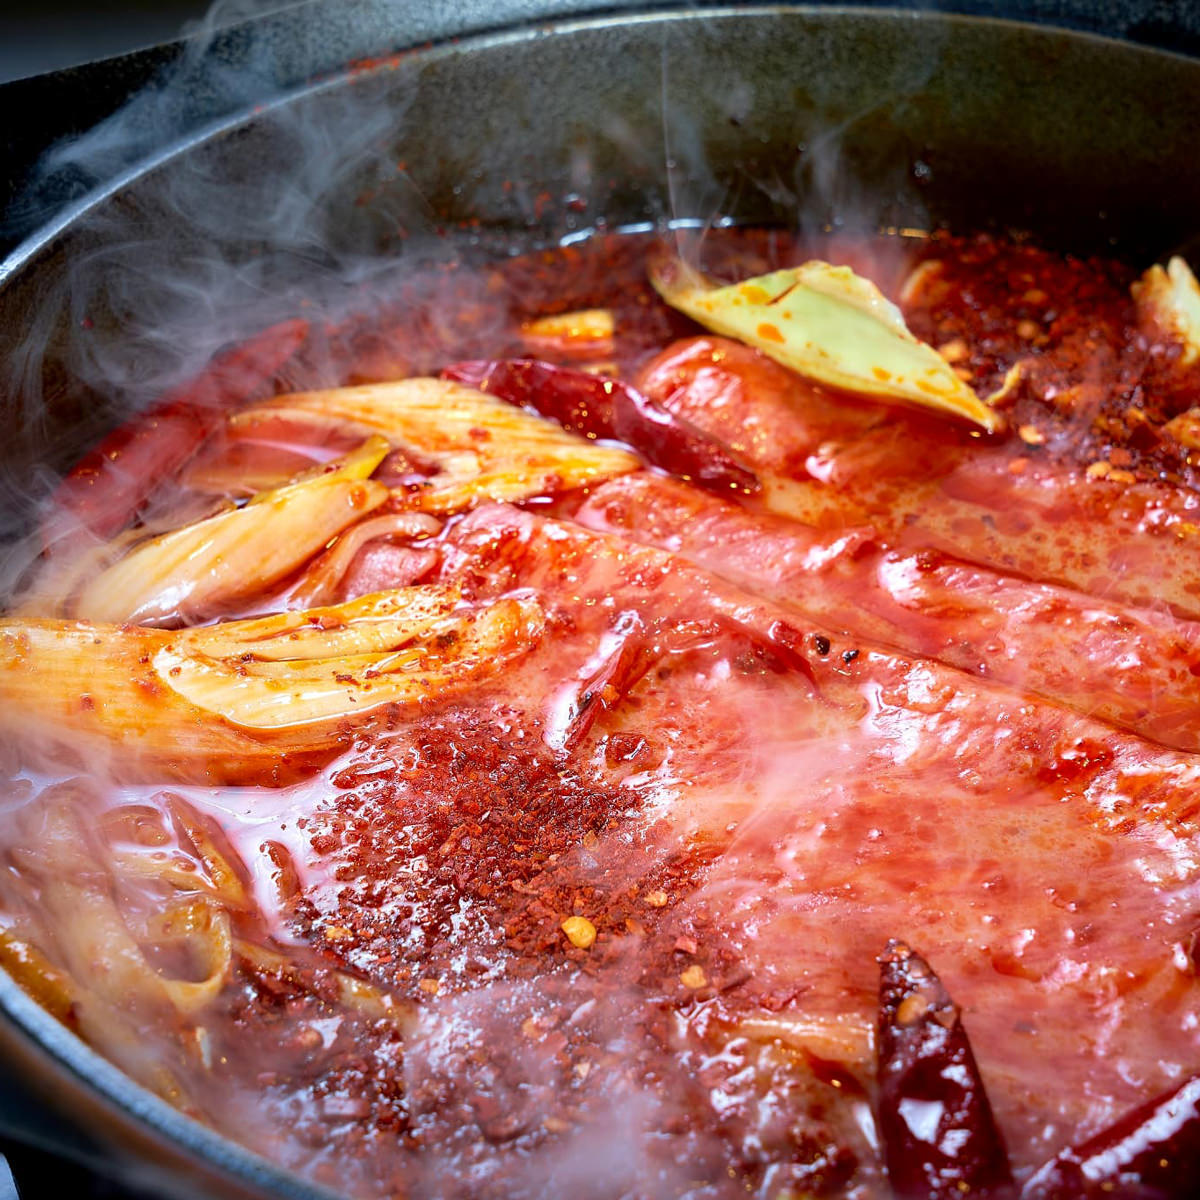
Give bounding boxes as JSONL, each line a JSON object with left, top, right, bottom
{"left": 3, "top": 229, "right": 1200, "bottom": 1199}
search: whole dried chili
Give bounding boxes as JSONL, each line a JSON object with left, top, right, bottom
{"left": 1022, "top": 1072, "right": 1200, "bottom": 1199}
{"left": 560, "top": 632, "right": 656, "bottom": 753}
{"left": 876, "top": 940, "right": 1015, "bottom": 1199}
{"left": 47, "top": 318, "right": 309, "bottom": 542}
{"left": 440, "top": 357, "right": 759, "bottom": 495}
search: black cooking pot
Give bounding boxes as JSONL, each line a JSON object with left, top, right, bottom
{"left": 1, "top": 4, "right": 1199, "bottom": 1196}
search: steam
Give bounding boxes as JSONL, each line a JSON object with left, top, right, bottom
{"left": 0, "top": 0, "right": 956, "bottom": 571}
{"left": 656, "top": 13, "right": 946, "bottom": 289}
{"left": 0, "top": 0, "right": 503, "bottom": 580}
{"left": 402, "top": 978, "right": 710, "bottom": 1199}
{"left": 0, "top": 4, "right": 976, "bottom": 1196}
{"left": 8, "top": 28, "right": 416, "bottom": 408}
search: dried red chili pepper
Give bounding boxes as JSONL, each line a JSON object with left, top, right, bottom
{"left": 560, "top": 633, "right": 656, "bottom": 753}
{"left": 1022, "top": 1072, "right": 1200, "bottom": 1199}
{"left": 559, "top": 615, "right": 751, "bottom": 752}
{"left": 877, "top": 940, "right": 1015, "bottom": 1200}
{"left": 440, "top": 357, "right": 759, "bottom": 495}
{"left": 47, "top": 317, "right": 309, "bottom": 542}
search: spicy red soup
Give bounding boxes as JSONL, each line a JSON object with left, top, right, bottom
{"left": 2, "top": 228, "right": 1200, "bottom": 1199}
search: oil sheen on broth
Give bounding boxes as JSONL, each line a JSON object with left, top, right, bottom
{"left": 2, "top": 229, "right": 1200, "bottom": 1200}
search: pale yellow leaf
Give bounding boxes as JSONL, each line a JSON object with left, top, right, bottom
{"left": 73, "top": 437, "right": 391, "bottom": 625}
{"left": 649, "top": 256, "right": 1003, "bottom": 433}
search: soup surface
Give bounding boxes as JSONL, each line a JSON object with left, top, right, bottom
{"left": 3, "top": 228, "right": 1200, "bottom": 1199}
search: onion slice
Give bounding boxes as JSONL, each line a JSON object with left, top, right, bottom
{"left": 648, "top": 254, "right": 1004, "bottom": 433}
{"left": 0, "top": 585, "right": 545, "bottom": 783}
{"left": 234, "top": 376, "right": 640, "bottom": 513}
{"left": 72, "top": 436, "right": 391, "bottom": 625}
{"left": 1133, "top": 255, "right": 1200, "bottom": 366}
{"left": 290, "top": 511, "right": 441, "bottom": 608}
{"left": 519, "top": 308, "right": 615, "bottom": 361}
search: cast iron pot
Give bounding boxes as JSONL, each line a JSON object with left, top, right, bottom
{"left": 1, "top": 5, "right": 1199, "bottom": 1197}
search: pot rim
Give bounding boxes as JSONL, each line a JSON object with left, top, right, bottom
{"left": 0, "top": 968, "right": 340, "bottom": 1199}
{"left": 5, "top": 1, "right": 1200, "bottom": 290}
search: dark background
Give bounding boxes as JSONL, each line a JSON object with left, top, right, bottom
{"left": 0, "top": 2, "right": 203, "bottom": 84}
{"left": 0, "top": 1, "right": 269, "bottom": 84}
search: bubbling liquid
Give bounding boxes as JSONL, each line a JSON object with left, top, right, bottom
{"left": 2, "top": 228, "right": 1200, "bottom": 1199}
